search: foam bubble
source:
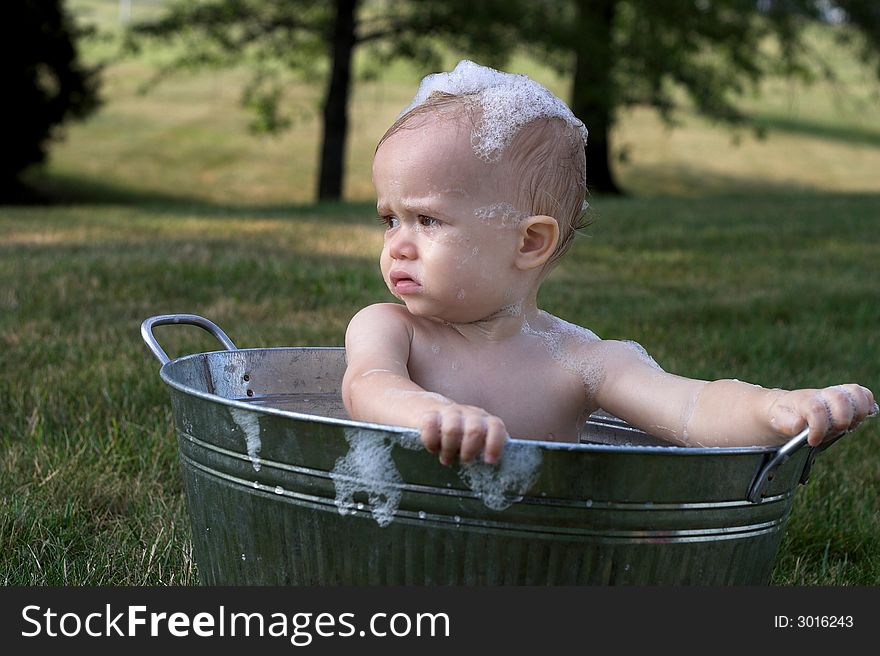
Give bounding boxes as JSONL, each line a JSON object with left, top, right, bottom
{"left": 621, "top": 340, "right": 664, "bottom": 371}
{"left": 522, "top": 311, "right": 603, "bottom": 397}
{"left": 230, "top": 407, "right": 262, "bottom": 472}
{"left": 474, "top": 202, "right": 529, "bottom": 228}
{"left": 330, "top": 428, "right": 419, "bottom": 527}
{"left": 385, "top": 389, "right": 452, "bottom": 406}
{"left": 361, "top": 368, "right": 395, "bottom": 378}
{"left": 401, "top": 60, "right": 588, "bottom": 161}
{"left": 457, "top": 440, "right": 542, "bottom": 510}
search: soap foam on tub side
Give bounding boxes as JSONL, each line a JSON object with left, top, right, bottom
{"left": 332, "top": 428, "right": 412, "bottom": 528}
{"left": 457, "top": 440, "right": 543, "bottom": 510}
{"left": 230, "top": 407, "right": 262, "bottom": 472}
{"left": 331, "top": 427, "right": 543, "bottom": 526}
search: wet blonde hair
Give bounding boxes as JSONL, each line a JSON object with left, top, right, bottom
{"left": 376, "top": 91, "right": 588, "bottom": 267}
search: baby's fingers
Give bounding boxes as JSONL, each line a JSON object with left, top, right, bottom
{"left": 438, "top": 410, "right": 464, "bottom": 466}
{"left": 459, "top": 414, "right": 488, "bottom": 464}
{"left": 419, "top": 411, "right": 442, "bottom": 454}
{"left": 483, "top": 417, "right": 508, "bottom": 465}
{"left": 803, "top": 393, "right": 833, "bottom": 447}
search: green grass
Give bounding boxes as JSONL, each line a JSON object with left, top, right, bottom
{"left": 2, "top": 196, "right": 878, "bottom": 585}
{"left": 1, "top": 1, "right": 878, "bottom": 585}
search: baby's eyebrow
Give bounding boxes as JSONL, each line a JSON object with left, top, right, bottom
{"left": 378, "top": 197, "right": 446, "bottom": 218}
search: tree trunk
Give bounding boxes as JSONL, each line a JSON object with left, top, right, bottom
{"left": 571, "top": 0, "right": 622, "bottom": 195}
{"left": 317, "top": 0, "right": 358, "bottom": 201}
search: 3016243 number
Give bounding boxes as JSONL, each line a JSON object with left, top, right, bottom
{"left": 796, "top": 616, "right": 854, "bottom": 628}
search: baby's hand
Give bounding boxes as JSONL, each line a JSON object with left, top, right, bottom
{"left": 419, "top": 405, "right": 508, "bottom": 466}
{"left": 767, "top": 384, "right": 877, "bottom": 447}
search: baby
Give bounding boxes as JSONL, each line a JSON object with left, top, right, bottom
{"left": 342, "top": 61, "right": 876, "bottom": 466}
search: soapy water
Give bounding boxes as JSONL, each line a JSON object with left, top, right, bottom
{"left": 401, "top": 60, "right": 588, "bottom": 162}
{"left": 230, "top": 407, "right": 262, "bottom": 472}
{"left": 331, "top": 428, "right": 410, "bottom": 528}
{"left": 456, "top": 440, "right": 543, "bottom": 510}
{"left": 330, "top": 427, "right": 543, "bottom": 526}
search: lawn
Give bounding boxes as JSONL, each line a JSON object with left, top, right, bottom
{"left": 0, "top": 1, "right": 877, "bottom": 585}
{"left": 2, "top": 194, "right": 877, "bottom": 585}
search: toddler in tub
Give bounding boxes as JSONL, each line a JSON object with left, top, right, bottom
{"left": 342, "top": 60, "right": 876, "bottom": 465}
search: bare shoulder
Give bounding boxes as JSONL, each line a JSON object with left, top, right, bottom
{"left": 346, "top": 303, "right": 414, "bottom": 342}
{"left": 579, "top": 338, "right": 664, "bottom": 371}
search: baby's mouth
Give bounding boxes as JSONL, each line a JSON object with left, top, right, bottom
{"left": 389, "top": 270, "right": 422, "bottom": 295}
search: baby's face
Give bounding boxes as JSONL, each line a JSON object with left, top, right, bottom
{"left": 372, "top": 116, "right": 524, "bottom": 323}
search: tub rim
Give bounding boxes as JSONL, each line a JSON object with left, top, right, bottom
{"left": 158, "top": 346, "right": 785, "bottom": 458}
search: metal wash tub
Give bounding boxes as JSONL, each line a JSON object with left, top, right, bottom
{"left": 142, "top": 314, "right": 847, "bottom": 585}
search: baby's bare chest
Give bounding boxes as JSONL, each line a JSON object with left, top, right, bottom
{"left": 406, "top": 333, "right": 593, "bottom": 441}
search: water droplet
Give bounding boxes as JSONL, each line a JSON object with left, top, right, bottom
{"left": 418, "top": 511, "right": 427, "bottom": 520}
{"left": 454, "top": 515, "right": 461, "bottom": 524}
{"left": 274, "top": 485, "right": 284, "bottom": 495}
{"left": 585, "top": 499, "right": 593, "bottom": 508}
{"left": 252, "top": 481, "right": 259, "bottom": 489}
{"left": 241, "top": 553, "right": 246, "bottom": 561}
{"left": 357, "top": 502, "right": 364, "bottom": 510}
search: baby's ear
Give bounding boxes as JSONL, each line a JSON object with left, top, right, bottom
{"left": 515, "top": 215, "right": 559, "bottom": 270}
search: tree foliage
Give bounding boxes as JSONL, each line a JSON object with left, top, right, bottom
{"left": 126, "top": 0, "right": 880, "bottom": 199}
{"left": 127, "top": 0, "right": 527, "bottom": 200}
{"left": 518, "top": 0, "right": 880, "bottom": 193}
{"left": 2, "top": 0, "right": 100, "bottom": 199}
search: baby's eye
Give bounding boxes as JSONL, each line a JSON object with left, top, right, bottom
{"left": 418, "top": 215, "right": 440, "bottom": 228}
{"left": 378, "top": 215, "right": 399, "bottom": 229}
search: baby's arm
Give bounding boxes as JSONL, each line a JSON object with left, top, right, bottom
{"left": 342, "top": 304, "right": 507, "bottom": 464}
{"left": 592, "top": 341, "right": 875, "bottom": 447}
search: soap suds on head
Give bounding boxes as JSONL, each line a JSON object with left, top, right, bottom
{"left": 401, "top": 60, "right": 588, "bottom": 162}
{"left": 230, "top": 407, "right": 262, "bottom": 472}
{"left": 457, "top": 440, "right": 542, "bottom": 510}
{"left": 474, "top": 202, "right": 529, "bottom": 228}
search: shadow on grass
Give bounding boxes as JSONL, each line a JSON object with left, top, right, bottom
{"left": 8, "top": 171, "right": 378, "bottom": 223}
{"left": 752, "top": 112, "right": 880, "bottom": 149}
{"left": 618, "top": 161, "right": 880, "bottom": 199}
{"left": 10, "top": 168, "right": 880, "bottom": 221}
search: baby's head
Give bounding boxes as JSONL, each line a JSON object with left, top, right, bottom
{"left": 376, "top": 61, "right": 588, "bottom": 267}
{"left": 372, "top": 61, "right": 588, "bottom": 322}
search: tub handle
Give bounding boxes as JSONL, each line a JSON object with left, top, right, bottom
{"left": 746, "top": 427, "right": 847, "bottom": 503}
{"left": 141, "top": 314, "right": 238, "bottom": 366}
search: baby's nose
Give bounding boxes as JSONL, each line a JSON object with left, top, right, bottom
{"left": 387, "top": 229, "right": 417, "bottom": 260}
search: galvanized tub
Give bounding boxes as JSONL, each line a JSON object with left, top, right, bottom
{"left": 142, "top": 314, "right": 844, "bottom": 585}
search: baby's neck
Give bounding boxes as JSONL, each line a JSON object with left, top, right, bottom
{"left": 444, "top": 296, "right": 541, "bottom": 343}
